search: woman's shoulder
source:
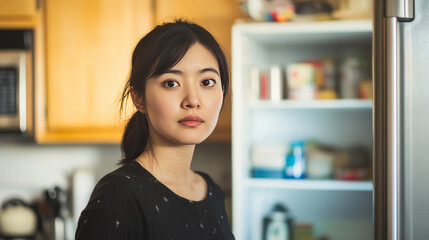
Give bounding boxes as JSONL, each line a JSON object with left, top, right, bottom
{"left": 76, "top": 162, "right": 148, "bottom": 239}
{"left": 91, "top": 162, "right": 145, "bottom": 196}
{"left": 80, "top": 162, "right": 150, "bottom": 222}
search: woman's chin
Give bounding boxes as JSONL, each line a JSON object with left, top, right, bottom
{"left": 176, "top": 136, "right": 210, "bottom": 145}
{"left": 171, "top": 131, "right": 214, "bottom": 145}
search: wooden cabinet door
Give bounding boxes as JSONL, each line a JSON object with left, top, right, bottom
{"left": 0, "top": 0, "right": 36, "bottom": 17}
{"left": 43, "top": 0, "right": 153, "bottom": 143}
{"left": 155, "top": 0, "right": 247, "bottom": 142}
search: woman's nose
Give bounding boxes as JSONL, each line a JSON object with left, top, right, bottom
{"left": 181, "top": 87, "right": 201, "bottom": 109}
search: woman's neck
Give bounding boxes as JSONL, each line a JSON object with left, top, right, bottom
{"left": 136, "top": 144, "right": 196, "bottom": 184}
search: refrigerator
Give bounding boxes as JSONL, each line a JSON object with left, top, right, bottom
{"left": 373, "top": 0, "right": 429, "bottom": 239}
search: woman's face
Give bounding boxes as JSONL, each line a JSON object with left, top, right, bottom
{"left": 142, "top": 43, "right": 224, "bottom": 146}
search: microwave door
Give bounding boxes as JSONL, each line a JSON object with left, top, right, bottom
{"left": 0, "top": 51, "right": 27, "bottom": 132}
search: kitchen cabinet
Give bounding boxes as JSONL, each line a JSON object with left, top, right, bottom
{"left": 36, "top": 0, "right": 243, "bottom": 143}
{"left": 231, "top": 20, "right": 373, "bottom": 239}
{"left": 0, "top": 0, "right": 39, "bottom": 28}
{"left": 37, "top": 0, "right": 153, "bottom": 143}
{"left": 0, "top": 0, "right": 37, "bottom": 18}
{"left": 0, "top": 1, "right": 42, "bottom": 140}
{"left": 155, "top": 0, "right": 247, "bottom": 142}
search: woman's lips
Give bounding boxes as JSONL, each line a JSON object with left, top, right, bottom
{"left": 178, "top": 116, "right": 203, "bottom": 127}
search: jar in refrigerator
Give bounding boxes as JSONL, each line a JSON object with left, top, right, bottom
{"left": 284, "top": 141, "right": 306, "bottom": 179}
{"left": 340, "top": 57, "right": 365, "bottom": 98}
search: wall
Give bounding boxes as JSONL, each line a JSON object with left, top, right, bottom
{"left": 0, "top": 142, "right": 121, "bottom": 204}
{"left": 0, "top": 140, "right": 231, "bottom": 219}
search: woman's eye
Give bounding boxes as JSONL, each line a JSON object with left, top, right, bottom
{"left": 201, "top": 79, "right": 216, "bottom": 87}
{"left": 162, "top": 80, "right": 179, "bottom": 88}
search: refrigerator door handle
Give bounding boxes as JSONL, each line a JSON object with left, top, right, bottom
{"left": 376, "top": 1, "right": 415, "bottom": 240}
{"left": 384, "top": 16, "right": 401, "bottom": 240}
{"left": 386, "top": 0, "right": 414, "bottom": 21}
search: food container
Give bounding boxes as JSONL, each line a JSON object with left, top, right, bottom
{"left": 287, "top": 63, "right": 317, "bottom": 100}
{"left": 252, "top": 143, "right": 287, "bottom": 178}
{"left": 247, "top": 0, "right": 295, "bottom": 22}
{"left": 334, "top": 168, "right": 367, "bottom": 181}
{"left": 340, "top": 57, "right": 366, "bottom": 99}
{"left": 307, "top": 146, "right": 334, "bottom": 179}
{"left": 359, "top": 79, "right": 373, "bottom": 99}
{"left": 284, "top": 141, "right": 307, "bottom": 179}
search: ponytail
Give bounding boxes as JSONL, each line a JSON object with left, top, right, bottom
{"left": 119, "top": 111, "right": 150, "bottom": 165}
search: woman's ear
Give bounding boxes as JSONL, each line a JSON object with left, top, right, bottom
{"left": 131, "top": 89, "right": 146, "bottom": 113}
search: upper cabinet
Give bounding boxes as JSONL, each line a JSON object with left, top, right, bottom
{"left": 33, "top": 0, "right": 242, "bottom": 143}
{"left": 0, "top": 0, "right": 37, "bottom": 18}
{"left": 36, "top": 0, "right": 153, "bottom": 143}
{"left": 0, "top": 0, "right": 39, "bottom": 28}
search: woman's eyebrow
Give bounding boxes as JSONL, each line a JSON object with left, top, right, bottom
{"left": 164, "top": 68, "right": 220, "bottom": 76}
{"left": 200, "top": 67, "right": 219, "bottom": 76}
{"left": 164, "top": 69, "right": 182, "bottom": 75}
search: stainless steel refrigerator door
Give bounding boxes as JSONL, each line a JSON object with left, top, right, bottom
{"left": 374, "top": 0, "right": 429, "bottom": 239}
{"left": 401, "top": 0, "right": 429, "bottom": 239}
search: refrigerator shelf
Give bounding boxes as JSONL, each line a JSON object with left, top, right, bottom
{"left": 248, "top": 99, "right": 373, "bottom": 110}
{"left": 244, "top": 178, "right": 373, "bottom": 191}
{"left": 232, "top": 19, "right": 372, "bottom": 46}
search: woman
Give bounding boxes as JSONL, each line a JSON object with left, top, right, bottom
{"left": 75, "top": 20, "right": 234, "bottom": 240}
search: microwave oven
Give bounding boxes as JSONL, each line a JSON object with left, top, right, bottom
{"left": 0, "top": 30, "right": 33, "bottom": 134}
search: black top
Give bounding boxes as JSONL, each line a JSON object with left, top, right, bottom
{"left": 75, "top": 161, "right": 235, "bottom": 240}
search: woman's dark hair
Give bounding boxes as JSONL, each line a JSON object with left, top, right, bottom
{"left": 119, "top": 19, "right": 230, "bottom": 166}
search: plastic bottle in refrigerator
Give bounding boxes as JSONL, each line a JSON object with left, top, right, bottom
{"left": 284, "top": 141, "right": 306, "bottom": 179}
